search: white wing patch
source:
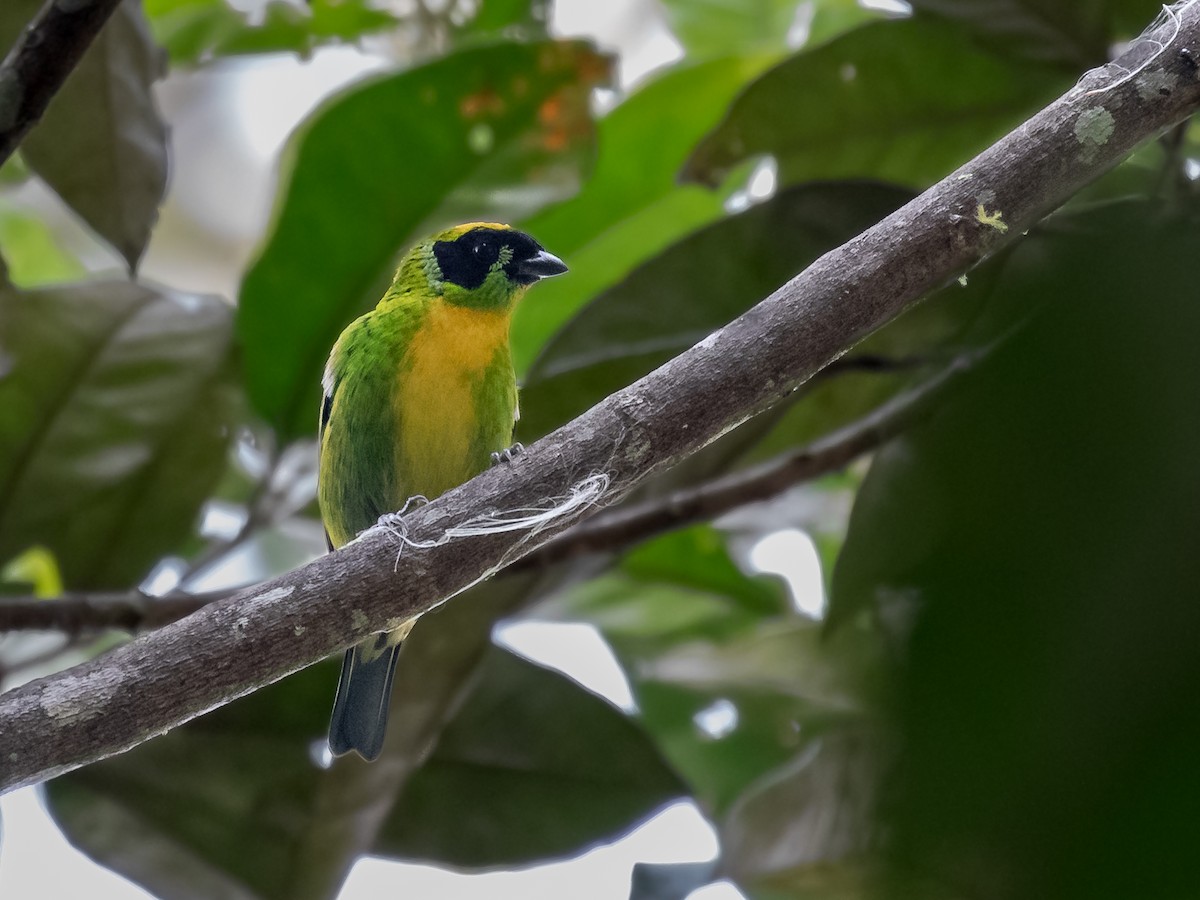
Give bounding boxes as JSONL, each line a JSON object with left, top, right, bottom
{"left": 322, "top": 355, "right": 337, "bottom": 399}
{"left": 320, "top": 344, "right": 340, "bottom": 440}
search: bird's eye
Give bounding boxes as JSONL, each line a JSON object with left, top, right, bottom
{"left": 474, "top": 241, "right": 489, "bottom": 256}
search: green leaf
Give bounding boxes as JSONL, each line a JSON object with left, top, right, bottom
{"left": 215, "top": 0, "right": 397, "bottom": 58}
{"left": 806, "top": 0, "right": 889, "bottom": 47}
{"left": 144, "top": 0, "right": 550, "bottom": 65}
{"left": 0, "top": 206, "right": 87, "bottom": 287}
{"left": 376, "top": 650, "right": 685, "bottom": 866}
{"left": 738, "top": 265, "right": 992, "bottom": 464}
{"left": 832, "top": 203, "right": 1200, "bottom": 900}
{"left": 516, "top": 190, "right": 725, "bottom": 374}
{"left": 46, "top": 660, "right": 345, "bottom": 900}
{"left": 0, "top": 0, "right": 168, "bottom": 271}
{"left": 542, "top": 525, "right": 881, "bottom": 814}
{"left": 537, "top": 526, "right": 787, "bottom": 647}
{"left": 512, "top": 54, "right": 776, "bottom": 371}
{"left": 237, "top": 40, "right": 611, "bottom": 439}
{"left": 637, "top": 618, "right": 876, "bottom": 710}
{"left": 0, "top": 282, "right": 237, "bottom": 588}
{"left": 518, "top": 182, "right": 914, "bottom": 442}
{"left": 339, "top": 572, "right": 570, "bottom": 886}
{"left": 459, "top": 0, "right": 550, "bottom": 39}
{"left": 0, "top": 546, "right": 63, "bottom": 596}
{"left": 659, "top": 0, "right": 805, "bottom": 57}
{"left": 0, "top": 152, "right": 31, "bottom": 189}
{"left": 143, "top": 0, "right": 252, "bottom": 64}
{"left": 720, "top": 732, "right": 879, "bottom": 892}
{"left": 624, "top": 527, "right": 785, "bottom": 617}
{"left": 47, "top": 577, "right": 529, "bottom": 900}
{"left": 683, "top": 17, "right": 1067, "bottom": 189}
{"left": 143, "top": 0, "right": 401, "bottom": 65}
{"left": 908, "top": 0, "right": 1164, "bottom": 67}
{"left": 627, "top": 630, "right": 853, "bottom": 813}
{"left": 46, "top": 644, "right": 682, "bottom": 897}
{"left": 45, "top": 566, "right": 676, "bottom": 896}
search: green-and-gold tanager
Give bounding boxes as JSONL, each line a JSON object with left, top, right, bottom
{"left": 318, "top": 222, "right": 567, "bottom": 761}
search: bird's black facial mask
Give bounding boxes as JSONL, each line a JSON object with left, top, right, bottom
{"left": 434, "top": 228, "right": 565, "bottom": 290}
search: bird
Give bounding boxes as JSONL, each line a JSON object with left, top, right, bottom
{"left": 318, "top": 222, "right": 567, "bottom": 761}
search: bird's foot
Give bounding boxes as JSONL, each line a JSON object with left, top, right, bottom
{"left": 376, "top": 512, "right": 407, "bottom": 530}
{"left": 374, "top": 496, "right": 430, "bottom": 531}
{"left": 490, "top": 442, "right": 525, "bottom": 467}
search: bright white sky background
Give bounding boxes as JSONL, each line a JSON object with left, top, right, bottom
{"left": 0, "top": 0, "right": 841, "bottom": 896}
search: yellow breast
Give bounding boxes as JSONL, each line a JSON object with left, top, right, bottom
{"left": 396, "top": 300, "right": 511, "bottom": 499}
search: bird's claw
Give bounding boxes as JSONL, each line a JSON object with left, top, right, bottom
{"left": 490, "top": 442, "right": 525, "bottom": 467}
{"left": 373, "top": 496, "right": 429, "bottom": 533}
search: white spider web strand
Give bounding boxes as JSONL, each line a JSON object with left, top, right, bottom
{"left": 1079, "top": 2, "right": 1193, "bottom": 97}
{"left": 367, "top": 473, "right": 612, "bottom": 572}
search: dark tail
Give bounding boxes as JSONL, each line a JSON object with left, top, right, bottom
{"left": 328, "top": 634, "right": 403, "bottom": 761}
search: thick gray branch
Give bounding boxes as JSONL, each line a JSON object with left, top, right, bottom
{"left": 0, "top": 360, "right": 957, "bottom": 633}
{"left": 0, "top": 0, "right": 124, "bottom": 165}
{"left": 2, "top": 6, "right": 1199, "bottom": 792}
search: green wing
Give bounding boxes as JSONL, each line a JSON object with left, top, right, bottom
{"left": 318, "top": 312, "right": 410, "bottom": 547}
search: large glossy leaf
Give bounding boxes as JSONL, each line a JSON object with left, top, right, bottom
{"left": 908, "top": 0, "right": 1164, "bottom": 67}
{"left": 46, "top": 640, "right": 682, "bottom": 898}
{"left": 623, "top": 527, "right": 785, "bottom": 619}
{"left": 38, "top": 576, "right": 533, "bottom": 900}
{"left": 376, "top": 649, "right": 685, "bottom": 866}
{"left": 659, "top": 0, "right": 805, "bottom": 57}
{"left": 0, "top": 282, "right": 237, "bottom": 589}
{"left": 459, "top": 0, "right": 550, "bottom": 40}
{"left": 736, "top": 244, "right": 1010, "bottom": 465}
{"left": 832, "top": 203, "right": 1200, "bottom": 900}
{"left": 45, "top": 661, "right": 339, "bottom": 900}
{"left": 237, "top": 40, "right": 610, "bottom": 439}
{"left": 806, "top": 0, "right": 890, "bottom": 46}
{"left": 518, "top": 182, "right": 914, "bottom": 442}
{"left": 539, "top": 526, "right": 881, "bottom": 819}
{"left": 143, "top": 0, "right": 399, "bottom": 65}
{"left": 720, "top": 731, "right": 879, "bottom": 894}
{"left": 144, "top": 0, "right": 549, "bottom": 66}
{"left": 536, "top": 527, "right": 788, "bottom": 649}
{"left": 0, "top": 207, "right": 86, "bottom": 287}
{"left": 627, "top": 627, "right": 857, "bottom": 809}
{"left": 0, "top": 0, "right": 168, "bottom": 271}
{"left": 683, "top": 17, "right": 1067, "bottom": 190}
{"left": 512, "top": 54, "right": 775, "bottom": 371}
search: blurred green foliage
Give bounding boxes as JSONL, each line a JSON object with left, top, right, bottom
{"left": 0, "top": 283, "right": 238, "bottom": 588}
{"left": 0, "top": 0, "right": 1196, "bottom": 898}
{"left": 0, "top": 0, "right": 167, "bottom": 269}
{"left": 834, "top": 204, "right": 1200, "bottom": 900}
{"left": 239, "top": 38, "right": 612, "bottom": 438}
{"left": 144, "top": 0, "right": 399, "bottom": 64}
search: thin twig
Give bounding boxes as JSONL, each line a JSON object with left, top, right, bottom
{"left": 0, "top": 590, "right": 227, "bottom": 632}
{"left": 176, "top": 444, "right": 285, "bottom": 586}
